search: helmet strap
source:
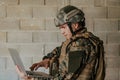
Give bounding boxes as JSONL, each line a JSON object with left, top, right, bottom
{"left": 67, "top": 22, "right": 75, "bottom": 36}
{"left": 67, "top": 22, "right": 85, "bottom": 36}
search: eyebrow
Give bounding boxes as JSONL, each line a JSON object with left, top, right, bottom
{"left": 59, "top": 26, "right": 65, "bottom": 29}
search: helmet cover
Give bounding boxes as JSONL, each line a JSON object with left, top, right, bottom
{"left": 54, "top": 5, "right": 85, "bottom": 27}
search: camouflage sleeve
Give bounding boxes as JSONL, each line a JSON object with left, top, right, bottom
{"left": 43, "top": 46, "right": 62, "bottom": 76}
{"left": 43, "top": 46, "right": 61, "bottom": 60}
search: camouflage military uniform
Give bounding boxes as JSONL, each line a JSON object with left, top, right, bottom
{"left": 43, "top": 28, "right": 105, "bottom": 80}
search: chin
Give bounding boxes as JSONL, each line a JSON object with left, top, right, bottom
{"left": 66, "top": 37, "right": 70, "bottom": 40}
{"left": 64, "top": 36, "right": 71, "bottom": 40}
{"left": 65, "top": 37, "right": 68, "bottom": 40}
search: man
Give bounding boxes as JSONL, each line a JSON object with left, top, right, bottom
{"left": 17, "top": 5, "right": 105, "bottom": 80}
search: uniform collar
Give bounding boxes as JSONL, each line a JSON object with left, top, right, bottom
{"left": 70, "top": 28, "right": 88, "bottom": 41}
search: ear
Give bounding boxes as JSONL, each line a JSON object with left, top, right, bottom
{"left": 72, "top": 23, "right": 79, "bottom": 29}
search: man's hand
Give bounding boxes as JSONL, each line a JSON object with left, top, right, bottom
{"left": 15, "top": 65, "right": 32, "bottom": 80}
{"left": 30, "top": 59, "right": 50, "bottom": 71}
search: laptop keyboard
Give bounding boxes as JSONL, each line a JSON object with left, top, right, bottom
{"left": 26, "top": 71, "right": 53, "bottom": 80}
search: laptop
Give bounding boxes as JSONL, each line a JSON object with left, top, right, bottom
{"left": 9, "top": 48, "right": 52, "bottom": 79}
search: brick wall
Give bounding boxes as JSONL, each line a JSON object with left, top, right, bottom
{"left": 0, "top": 0, "right": 119, "bottom": 80}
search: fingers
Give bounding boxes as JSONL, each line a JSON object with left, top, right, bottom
{"left": 15, "top": 65, "right": 27, "bottom": 79}
{"left": 16, "top": 65, "right": 33, "bottom": 79}
{"left": 30, "top": 59, "right": 50, "bottom": 71}
{"left": 45, "top": 63, "right": 49, "bottom": 69}
{"left": 44, "top": 59, "right": 50, "bottom": 69}
{"left": 25, "top": 75, "right": 32, "bottom": 79}
{"left": 34, "top": 64, "right": 40, "bottom": 71}
{"left": 15, "top": 65, "right": 21, "bottom": 74}
{"left": 29, "top": 65, "right": 34, "bottom": 71}
{"left": 29, "top": 62, "right": 43, "bottom": 71}
{"left": 29, "top": 63, "right": 37, "bottom": 71}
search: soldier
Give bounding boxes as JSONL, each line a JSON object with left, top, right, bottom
{"left": 16, "top": 5, "right": 105, "bottom": 80}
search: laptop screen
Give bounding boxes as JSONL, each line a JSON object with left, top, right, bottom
{"left": 9, "top": 48, "right": 27, "bottom": 76}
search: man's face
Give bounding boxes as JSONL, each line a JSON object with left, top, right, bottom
{"left": 59, "top": 24, "right": 72, "bottom": 40}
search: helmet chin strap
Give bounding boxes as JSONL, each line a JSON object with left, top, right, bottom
{"left": 67, "top": 22, "right": 84, "bottom": 36}
{"left": 67, "top": 22, "right": 75, "bottom": 36}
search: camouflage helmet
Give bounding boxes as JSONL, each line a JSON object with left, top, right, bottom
{"left": 54, "top": 5, "right": 85, "bottom": 27}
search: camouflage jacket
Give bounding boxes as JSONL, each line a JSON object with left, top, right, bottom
{"left": 43, "top": 28, "right": 105, "bottom": 80}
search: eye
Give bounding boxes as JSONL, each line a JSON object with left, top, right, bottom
{"left": 59, "top": 25, "right": 66, "bottom": 29}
